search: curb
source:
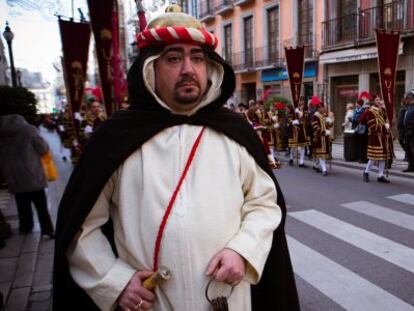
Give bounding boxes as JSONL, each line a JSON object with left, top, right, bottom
{"left": 330, "top": 160, "right": 414, "bottom": 180}
{"left": 278, "top": 157, "right": 414, "bottom": 180}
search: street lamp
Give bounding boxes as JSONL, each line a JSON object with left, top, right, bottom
{"left": 3, "top": 21, "right": 17, "bottom": 87}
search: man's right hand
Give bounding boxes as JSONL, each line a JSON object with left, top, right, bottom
{"left": 118, "top": 271, "right": 155, "bottom": 311}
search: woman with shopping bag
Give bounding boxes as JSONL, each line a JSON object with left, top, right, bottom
{"left": 0, "top": 114, "right": 55, "bottom": 238}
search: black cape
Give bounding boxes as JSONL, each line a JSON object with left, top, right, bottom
{"left": 53, "top": 46, "right": 300, "bottom": 311}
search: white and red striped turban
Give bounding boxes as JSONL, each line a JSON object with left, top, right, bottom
{"left": 136, "top": 12, "right": 218, "bottom": 50}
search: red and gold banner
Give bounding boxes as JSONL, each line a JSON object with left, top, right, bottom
{"left": 375, "top": 29, "right": 400, "bottom": 124}
{"left": 87, "top": 0, "right": 117, "bottom": 116}
{"left": 58, "top": 18, "right": 90, "bottom": 139}
{"left": 111, "top": 2, "right": 128, "bottom": 107}
{"left": 284, "top": 46, "right": 305, "bottom": 108}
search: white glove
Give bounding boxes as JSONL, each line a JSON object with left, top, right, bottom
{"left": 292, "top": 119, "right": 300, "bottom": 126}
{"left": 326, "top": 117, "right": 332, "bottom": 124}
{"left": 325, "top": 130, "right": 331, "bottom": 136}
{"left": 58, "top": 125, "right": 65, "bottom": 132}
{"left": 295, "top": 108, "right": 303, "bottom": 118}
{"left": 74, "top": 112, "right": 83, "bottom": 122}
{"left": 385, "top": 123, "right": 390, "bottom": 130}
{"left": 72, "top": 139, "right": 79, "bottom": 147}
{"left": 272, "top": 116, "right": 277, "bottom": 122}
{"left": 84, "top": 125, "right": 93, "bottom": 134}
{"left": 274, "top": 123, "right": 280, "bottom": 129}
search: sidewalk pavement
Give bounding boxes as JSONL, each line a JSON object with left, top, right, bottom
{"left": 0, "top": 132, "right": 412, "bottom": 310}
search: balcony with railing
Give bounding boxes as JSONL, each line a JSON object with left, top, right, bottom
{"left": 199, "top": 0, "right": 215, "bottom": 23}
{"left": 254, "top": 46, "right": 283, "bottom": 69}
{"left": 322, "top": 0, "right": 413, "bottom": 50}
{"left": 221, "top": 48, "right": 233, "bottom": 66}
{"left": 297, "top": 33, "right": 318, "bottom": 59}
{"left": 215, "top": 0, "right": 234, "bottom": 15}
{"left": 231, "top": 49, "right": 256, "bottom": 72}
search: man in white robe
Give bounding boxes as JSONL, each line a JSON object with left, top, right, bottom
{"left": 54, "top": 7, "right": 299, "bottom": 311}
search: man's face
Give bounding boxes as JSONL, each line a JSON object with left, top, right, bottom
{"left": 91, "top": 102, "right": 101, "bottom": 115}
{"left": 154, "top": 43, "right": 208, "bottom": 113}
{"left": 318, "top": 105, "right": 325, "bottom": 114}
{"left": 405, "top": 95, "right": 414, "bottom": 106}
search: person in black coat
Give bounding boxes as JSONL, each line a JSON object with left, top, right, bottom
{"left": 400, "top": 90, "right": 414, "bottom": 172}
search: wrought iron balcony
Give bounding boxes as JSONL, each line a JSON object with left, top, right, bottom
{"left": 297, "top": 33, "right": 318, "bottom": 59}
{"left": 199, "top": 1, "right": 215, "bottom": 22}
{"left": 322, "top": 13, "right": 358, "bottom": 48}
{"left": 254, "top": 46, "right": 283, "bottom": 68}
{"left": 322, "top": 0, "right": 413, "bottom": 50}
{"left": 231, "top": 49, "right": 256, "bottom": 72}
{"left": 221, "top": 48, "right": 233, "bottom": 66}
{"left": 215, "top": 0, "right": 234, "bottom": 15}
{"left": 359, "top": 0, "right": 404, "bottom": 40}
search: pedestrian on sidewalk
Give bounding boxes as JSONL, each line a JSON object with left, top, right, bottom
{"left": 400, "top": 89, "right": 414, "bottom": 172}
{"left": 353, "top": 94, "right": 370, "bottom": 163}
{"left": 360, "top": 95, "right": 392, "bottom": 183}
{"left": 0, "top": 114, "right": 55, "bottom": 237}
{"left": 53, "top": 7, "right": 299, "bottom": 311}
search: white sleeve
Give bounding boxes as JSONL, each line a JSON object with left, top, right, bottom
{"left": 226, "top": 147, "right": 282, "bottom": 285}
{"left": 67, "top": 172, "right": 136, "bottom": 311}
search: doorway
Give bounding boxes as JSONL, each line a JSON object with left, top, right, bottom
{"left": 331, "top": 75, "right": 359, "bottom": 137}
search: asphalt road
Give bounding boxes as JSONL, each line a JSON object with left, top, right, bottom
{"left": 275, "top": 164, "right": 414, "bottom": 311}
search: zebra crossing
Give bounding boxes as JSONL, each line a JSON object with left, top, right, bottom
{"left": 287, "top": 193, "right": 414, "bottom": 311}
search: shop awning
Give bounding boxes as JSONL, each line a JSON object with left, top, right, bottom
{"left": 319, "top": 42, "right": 404, "bottom": 64}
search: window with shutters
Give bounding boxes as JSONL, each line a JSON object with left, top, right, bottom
{"left": 244, "top": 16, "right": 254, "bottom": 67}
{"left": 224, "top": 24, "right": 232, "bottom": 64}
{"left": 267, "top": 7, "right": 279, "bottom": 63}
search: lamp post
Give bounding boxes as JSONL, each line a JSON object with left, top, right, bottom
{"left": 3, "top": 21, "right": 17, "bottom": 87}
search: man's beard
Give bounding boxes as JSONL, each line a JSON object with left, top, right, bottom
{"left": 173, "top": 78, "right": 202, "bottom": 105}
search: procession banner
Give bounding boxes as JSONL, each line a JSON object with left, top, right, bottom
{"left": 111, "top": 2, "right": 128, "bottom": 108}
{"left": 375, "top": 29, "right": 400, "bottom": 124}
{"left": 58, "top": 18, "right": 90, "bottom": 139}
{"left": 284, "top": 46, "right": 305, "bottom": 108}
{"left": 87, "top": 0, "right": 117, "bottom": 116}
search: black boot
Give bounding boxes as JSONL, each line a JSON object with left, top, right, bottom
{"left": 363, "top": 172, "right": 369, "bottom": 182}
{"left": 377, "top": 176, "right": 390, "bottom": 183}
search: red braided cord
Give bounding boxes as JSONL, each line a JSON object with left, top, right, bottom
{"left": 153, "top": 127, "right": 206, "bottom": 271}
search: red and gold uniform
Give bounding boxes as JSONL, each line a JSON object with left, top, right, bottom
{"left": 311, "top": 111, "right": 331, "bottom": 160}
{"left": 288, "top": 106, "right": 309, "bottom": 148}
{"left": 360, "top": 106, "right": 392, "bottom": 161}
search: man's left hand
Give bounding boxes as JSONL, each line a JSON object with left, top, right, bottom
{"left": 206, "top": 249, "right": 246, "bottom": 286}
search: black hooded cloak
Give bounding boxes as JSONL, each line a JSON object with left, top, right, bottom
{"left": 53, "top": 46, "right": 300, "bottom": 310}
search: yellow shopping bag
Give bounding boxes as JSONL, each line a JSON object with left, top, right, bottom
{"left": 41, "top": 151, "right": 58, "bottom": 181}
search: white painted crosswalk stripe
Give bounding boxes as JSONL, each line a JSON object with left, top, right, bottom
{"left": 387, "top": 193, "right": 414, "bottom": 206}
{"left": 289, "top": 210, "right": 414, "bottom": 273}
{"left": 287, "top": 236, "right": 414, "bottom": 311}
{"left": 341, "top": 201, "right": 414, "bottom": 232}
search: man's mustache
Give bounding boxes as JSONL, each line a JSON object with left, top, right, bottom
{"left": 175, "top": 78, "right": 200, "bottom": 88}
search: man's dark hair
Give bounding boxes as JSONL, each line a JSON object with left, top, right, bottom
{"left": 238, "top": 103, "right": 248, "bottom": 110}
